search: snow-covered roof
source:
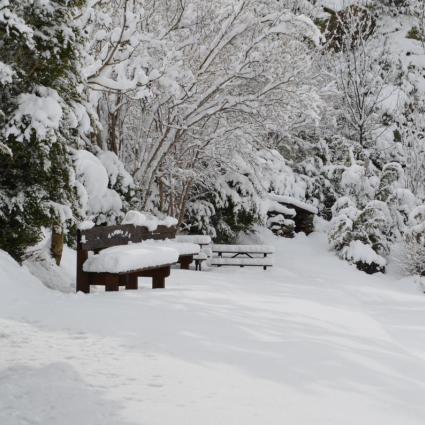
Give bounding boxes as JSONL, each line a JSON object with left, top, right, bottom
{"left": 269, "top": 194, "right": 318, "bottom": 214}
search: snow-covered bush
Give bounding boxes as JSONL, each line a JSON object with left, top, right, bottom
{"left": 74, "top": 150, "right": 124, "bottom": 226}
{"left": 97, "top": 150, "right": 137, "bottom": 212}
{"left": 401, "top": 206, "right": 425, "bottom": 276}
{"left": 329, "top": 198, "right": 392, "bottom": 273}
{"left": 341, "top": 240, "right": 387, "bottom": 274}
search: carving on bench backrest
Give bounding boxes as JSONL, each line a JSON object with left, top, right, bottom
{"left": 78, "top": 225, "right": 177, "bottom": 251}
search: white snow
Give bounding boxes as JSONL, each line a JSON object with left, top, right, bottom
{"left": 97, "top": 151, "right": 134, "bottom": 191}
{"left": 122, "top": 211, "right": 178, "bottom": 231}
{"left": 175, "top": 235, "right": 212, "bottom": 245}
{"left": 74, "top": 150, "right": 123, "bottom": 221}
{"left": 269, "top": 194, "right": 318, "bottom": 214}
{"left": 5, "top": 87, "right": 63, "bottom": 142}
{"left": 78, "top": 220, "right": 95, "bottom": 230}
{"left": 267, "top": 200, "right": 296, "bottom": 217}
{"left": 83, "top": 244, "right": 179, "bottom": 273}
{"left": 2, "top": 231, "right": 425, "bottom": 425}
{"left": 143, "top": 240, "right": 200, "bottom": 256}
{"left": 210, "top": 257, "right": 274, "bottom": 266}
{"left": 212, "top": 244, "right": 275, "bottom": 254}
{"left": 0, "top": 61, "right": 14, "bottom": 84}
{"left": 341, "top": 240, "right": 387, "bottom": 267}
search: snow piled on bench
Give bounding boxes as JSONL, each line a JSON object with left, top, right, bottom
{"left": 122, "top": 210, "right": 177, "bottom": 231}
{"left": 144, "top": 240, "right": 200, "bottom": 256}
{"left": 83, "top": 244, "right": 178, "bottom": 273}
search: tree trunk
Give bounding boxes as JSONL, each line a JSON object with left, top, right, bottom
{"left": 51, "top": 226, "right": 64, "bottom": 266}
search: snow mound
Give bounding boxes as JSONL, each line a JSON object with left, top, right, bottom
{"left": 121, "top": 210, "right": 177, "bottom": 231}
{"left": 0, "top": 250, "right": 49, "bottom": 313}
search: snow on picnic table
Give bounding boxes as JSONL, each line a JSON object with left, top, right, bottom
{"left": 1, "top": 232, "right": 425, "bottom": 425}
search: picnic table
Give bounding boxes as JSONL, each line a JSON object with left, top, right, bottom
{"left": 210, "top": 244, "right": 274, "bottom": 270}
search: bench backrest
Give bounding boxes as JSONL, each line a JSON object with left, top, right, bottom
{"left": 77, "top": 224, "right": 177, "bottom": 251}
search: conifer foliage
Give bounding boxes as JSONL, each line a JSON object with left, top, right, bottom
{"left": 0, "top": 0, "right": 86, "bottom": 260}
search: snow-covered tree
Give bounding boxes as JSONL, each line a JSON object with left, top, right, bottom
{"left": 112, "top": 0, "right": 323, "bottom": 237}
{"left": 0, "top": 0, "right": 87, "bottom": 261}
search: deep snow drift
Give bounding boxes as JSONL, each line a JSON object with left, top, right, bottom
{"left": 1, "top": 231, "right": 425, "bottom": 425}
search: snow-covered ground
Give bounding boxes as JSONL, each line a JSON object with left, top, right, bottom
{"left": 1, "top": 231, "right": 425, "bottom": 425}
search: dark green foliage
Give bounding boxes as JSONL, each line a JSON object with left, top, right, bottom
{"left": 407, "top": 26, "right": 425, "bottom": 42}
{"left": 212, "top": 198, "right": 259, "bottom": 243}
{"left": 323, "top": 5, "right": 376, "bottom": 52}
{"left": 0, "top": 0, "right": 86, "bottom": 261}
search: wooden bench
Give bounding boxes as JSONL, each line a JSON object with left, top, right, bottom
{"left": 210, "top": 244, "right": 274, "bottom": 271}
{"left": 76, "top": 224, "right": 179, "bottom": 293}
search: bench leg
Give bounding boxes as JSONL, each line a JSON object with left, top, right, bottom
{"left": 76, "top": 247, "right": 90, "bottom": 293}
{"left": 263, "top": 266, "right": 267, "bottom": 271}
{"left": 180, "top": 255, "right": 193, "bottom": 270}
{"left": 139, "top": 266, "right": 170, "bottom": 289}
{"left": 125, "top": 274, "right": 138, "bottom": 290}
{"left": 152, "top": 275, "right": 165, "bottom": 289}
{"left": 76, "top": 273, "right": 90, "bottom": 294}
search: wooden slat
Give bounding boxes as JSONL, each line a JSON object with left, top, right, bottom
{"left": 80, "top": 225, "right": 177, "bottom": 250}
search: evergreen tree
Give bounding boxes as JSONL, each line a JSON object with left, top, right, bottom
{"left": 0, "top": 0, "right": 86, "bottom": 261}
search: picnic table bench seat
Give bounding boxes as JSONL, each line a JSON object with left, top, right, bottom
{"left": 212, "top": 244, "right": 275, "bottom": 255}
{"left": 210, "top": 257, "right": 274, "bottom": 267}
{"left": 210, "top": 244, "right": 274, "bottom": 270}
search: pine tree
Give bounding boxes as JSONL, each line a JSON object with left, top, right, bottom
{"left": 0, "top": 0, "right": 86, "bottom": 261}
